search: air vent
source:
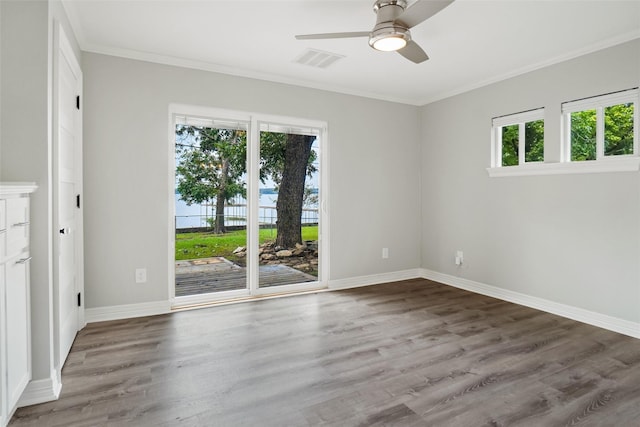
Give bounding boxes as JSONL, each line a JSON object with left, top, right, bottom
{"left": 293, "top": 49, "right": 345, "bottom": 69}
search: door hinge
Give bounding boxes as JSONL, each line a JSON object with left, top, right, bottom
{"left": 76, "top": 95, "right": 80, "bottom": 110}
{"left": 76, "top": 194, "right": 81, "bottom": 209}
{"left": 77, "top": 292, "right": 81, "bottom": 307}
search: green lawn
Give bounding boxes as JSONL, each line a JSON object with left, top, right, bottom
{"left": 175, "top": 226, "right": 318, "bottom": 261}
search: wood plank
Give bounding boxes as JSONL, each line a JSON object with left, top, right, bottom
{"left": 10, "top": 279, "right": 640, "bottom": 426}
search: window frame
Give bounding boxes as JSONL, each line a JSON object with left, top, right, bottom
{"left": 561, "top": 88, "right": 639, "bottom": 163}
{"left": 488, "top": 89, "right": 640, "bottom": 178}
{"left": 491, "top": 108, "right": 545, "bottom": 168}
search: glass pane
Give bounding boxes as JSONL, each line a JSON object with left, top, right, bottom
{"left": 604, "top": 103, "right": 634, "bottom": 156}
{"left": 501, "top": 124, "right": 519, "bottom": 166}
{"left": 174, "top": 125, "right": 248, "bottom": 296}
{"left": 524, "top": 119, "right": 544, "bottom": 162}
{"left": 258, "top": 130, "right": 319, "bottom": 289}
{"left": 570, "top": 110, "right": 596, "bottom": 161}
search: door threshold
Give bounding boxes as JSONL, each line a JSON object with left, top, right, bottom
{"left": 171, "top": 286, "right": 329, "bottom": 312}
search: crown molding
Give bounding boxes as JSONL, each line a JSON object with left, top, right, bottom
{"left": 418, "top": 30, "right": 640, "bottom": 106}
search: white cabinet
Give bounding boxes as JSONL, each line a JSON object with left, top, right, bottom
{"left": 0, "top": 184, "right": 36, "bottom": 427}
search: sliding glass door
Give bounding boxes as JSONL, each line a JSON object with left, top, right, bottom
{"left": 171, "top": 107, "right": 326, "bottom": 305}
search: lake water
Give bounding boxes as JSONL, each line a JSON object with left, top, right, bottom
{"left": 175, "top": 191, "right": 318, "bottom": 229}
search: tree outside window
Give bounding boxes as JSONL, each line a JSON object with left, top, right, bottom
{"left": 494, "top": 109, "right": 544, "bottom": 167}
{"left": 564, "top": 89, "right": 637, "bottom": 162}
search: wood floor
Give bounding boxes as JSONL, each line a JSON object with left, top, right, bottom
{"left": 10, "top": 279, "right": 640, "bottom": 426}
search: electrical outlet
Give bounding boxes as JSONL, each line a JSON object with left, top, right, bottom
{"left": 382, "top": 247, "right": 389, "bottom": 259}
{"left": 455, "top": 251, "right": 464, "bottom": 266}
{"left": 135, "top": 268, "right": 147, "bottom": 283}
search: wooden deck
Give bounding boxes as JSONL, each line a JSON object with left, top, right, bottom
{"left": 175, "top": 264, "right": 317, "bottom": 296}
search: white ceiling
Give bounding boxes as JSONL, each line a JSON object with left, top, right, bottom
{"left": 62, "top": 0, "right": 640, "bottom": 106}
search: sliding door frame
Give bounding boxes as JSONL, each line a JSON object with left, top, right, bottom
{"left": 168, "top": 104, "right": 329, "bottom": 308}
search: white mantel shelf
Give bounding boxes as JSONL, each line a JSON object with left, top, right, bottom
{"left": 0, "top": 183, "right": 38, "bottom": 195}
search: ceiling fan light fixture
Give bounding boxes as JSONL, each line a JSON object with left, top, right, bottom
{"left": 369, "top": 27, "right": 410, "bottom": 52}
{"left": 371, "top": 34, "right": 407, "bottom": 51}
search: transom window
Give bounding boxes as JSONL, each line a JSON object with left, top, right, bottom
{"left": 492, "top": 108, "right": 544, "bottom": 167}
{"left": 562, "top": 88, "right": 638, "bottom": 162}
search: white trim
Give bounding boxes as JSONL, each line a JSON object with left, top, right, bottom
{"left": 85, "top": 301, "right": 171, "bottom": 323}
{"left": 168, "top": 109, "right": 177, "bottom": 303}
{"left": 420, "top": 268, "right": 640, "bottom": 339}
{"left": 597, "top": 107, "right": 605, "bottom": 159}
{"left": 328, "top": 269, "right": 423, "bottom": 290}
{"left": 487, "top": 157, "right": 640, "bottom": 177}
{"left": 248, "top": 117, "right": 259, "bottom": 295}
{"left": 17, "top": 370, "right": 61, "bottom": 407}
{"left": 319, "top": 124, "right": 330, "bottom": 286}
{"left": 0, "top": 184, "right": 38, "bottom": 196}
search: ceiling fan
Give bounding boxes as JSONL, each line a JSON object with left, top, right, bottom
{"left": 295, "top": 0, "right": 454, "bottom": 64}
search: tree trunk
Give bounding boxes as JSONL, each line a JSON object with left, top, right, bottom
{"left": 276, "top": 134, "right": 314, "bottom": 248}
{"left": 214, "top": 159, "right": 229, "bottom": 234}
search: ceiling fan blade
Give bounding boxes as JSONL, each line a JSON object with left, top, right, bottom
{"left": 395, "top": 0, "right": 454, "bottom": 29}
{"left": 397, "top": 40, "right": 429, "bottom": 64}
{"left": 295, "top": 31, "right": 370, "bottom": 40}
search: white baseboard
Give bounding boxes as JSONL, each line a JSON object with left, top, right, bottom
{"left": 18, "top": 370, "right": 62, "bottom": 407}
{"left": 85, "top": 300, "right": 171, "bottom": 323}
{"left": 420, "top": 268, "right": 640, "bottom": 339}
{"left": 82, "top": 269, "right": 639, "bottom": 339}
{"left": 329, "top": 268, "right": 423, "bottom": 290}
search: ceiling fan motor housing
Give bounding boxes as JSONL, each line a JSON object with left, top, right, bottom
{"left": 369, "top": 0, "right": 411, "bottom": 50}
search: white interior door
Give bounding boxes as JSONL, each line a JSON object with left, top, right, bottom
{"left": 54, "top": 23, "right": 83, "bottom": 368}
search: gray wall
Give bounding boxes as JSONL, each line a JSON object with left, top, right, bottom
{"left": 81, "top": 53, "right": 422, "bottom": 308}
{"left": 420, "top": 39, "right": 640, "bottom": 323}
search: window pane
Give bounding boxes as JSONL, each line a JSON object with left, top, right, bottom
{"left": 501, "top": 124, "right": 519, "bottom": 166}
{"left": 571, "top": 110, "right": 596, "bottom": 161}
{"left": 258, "top": 131, "right": 319, "bottom": 289}
{"left": 174, "top": 125, "right": 248, "bottom": 296}
{"left": 524, "top": 119, "right": 544, "bottom": 162}
{"left": 604, "top": 103, "right": 634, "bottom": 156}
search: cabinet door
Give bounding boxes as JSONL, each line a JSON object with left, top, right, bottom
{"left": 5, "top": 256, "right": 30, "bottom": 412}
